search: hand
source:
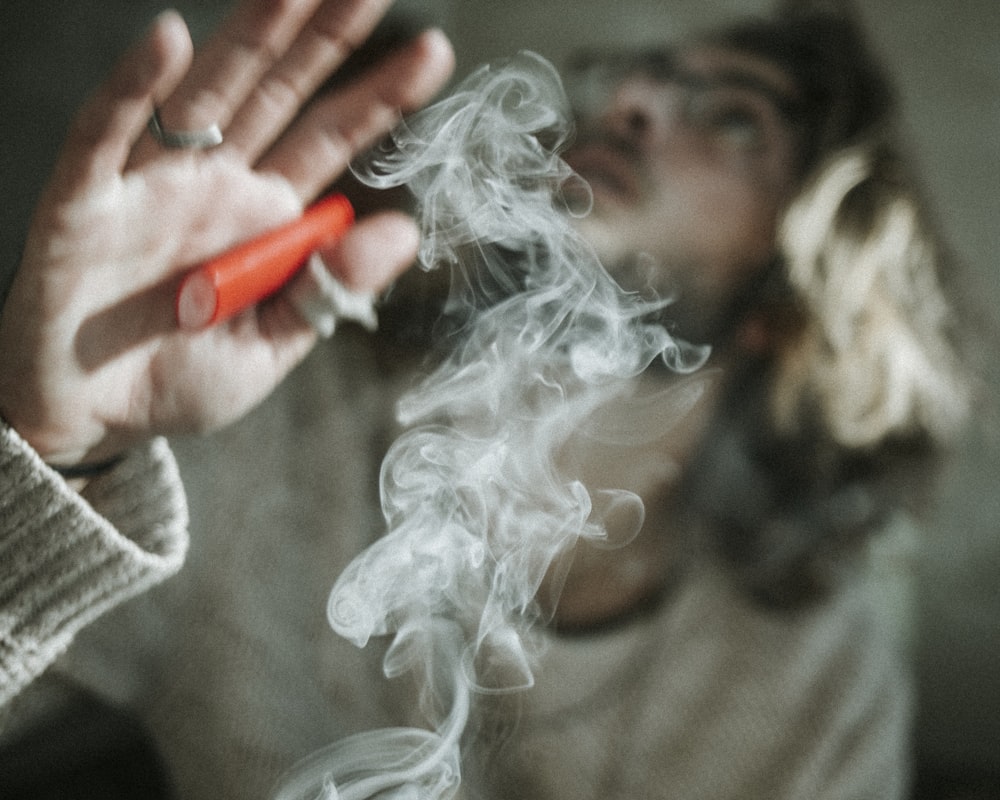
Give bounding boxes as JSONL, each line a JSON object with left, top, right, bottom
{"left": 0, "top": 0, "right": 454, "bottom": 467}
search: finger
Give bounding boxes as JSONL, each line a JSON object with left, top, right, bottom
{"left": 262, "top": 211, "right": 418, "bottom": 337}
{"left": 251, "top": 211, "right": 420, "bottom": 377}
{"left": 259, "top": 28, "right": 454, "bottom": 203}
{"left": 127, "top": 0, "right": 318, "bottom": 164}
{"left": 281, "top": 211, "right": 418, "bottom": 336}
{"left": 132, "top": 0, "right": 394, "bottom": 165}
{"left": 54, "top": 11, "right": 192, "bottom": 189}
{"left": 224, "top": 0, "right": 398, "bottom": 160}
{"left": 318, "top": 210, "right": 420, "bottom": 291}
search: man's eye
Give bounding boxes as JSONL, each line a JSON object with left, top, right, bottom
{"left": 710, "top": 107, "right": 765, "bottom": 148}
{"left": 689, "top": 91, "right": 769, "bottom": 151}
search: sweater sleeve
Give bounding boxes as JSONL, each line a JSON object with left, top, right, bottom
{"left": 0, "top": 422, "right": 189, "bottom": 709}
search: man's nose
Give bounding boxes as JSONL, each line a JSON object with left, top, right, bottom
{"left": 599, "top": 76, "right": 677, "bottom": 149}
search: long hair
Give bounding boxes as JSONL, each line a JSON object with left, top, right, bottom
{"left": 681, "top": 2, "right": 970, "bottom": 605}
{"left": 774, "top": 142, "right": 968, "bottom": 449}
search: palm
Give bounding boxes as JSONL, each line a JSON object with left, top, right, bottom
{"left": 72, "top": 155, "right": 306, "bottom": 431}
{"left": 0, "top": 2, "right": 453, "bottom": 466}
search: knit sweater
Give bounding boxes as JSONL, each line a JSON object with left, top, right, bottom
{"left": 0, "top": 423, "right": 188, "bottom": 713}
{"left": 0, "top": 333, "right": 915, "bottom": 799}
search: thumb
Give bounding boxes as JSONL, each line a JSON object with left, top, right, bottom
{"left": 319, "top": 211, "right": 422, "bottom": 292}
{"left": 292, "top": 211, "right": 421, "bottom": 335}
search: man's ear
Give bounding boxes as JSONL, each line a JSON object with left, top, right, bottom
{"left": 734, "top": 313, "right": 775, "bottom": 357}
{"left": 734, "top": 305, "right": 804, "bottom": 357}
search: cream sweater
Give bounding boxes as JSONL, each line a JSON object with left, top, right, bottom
{"left": 0, "top": 424, "right": 188, "bottom": 712}
{"left": 0, "top": 334, "right": 914, "bottom": 799}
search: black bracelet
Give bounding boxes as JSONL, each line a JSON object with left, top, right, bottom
{"left": 49, "top": 455, "right": 126, "bottom": 480}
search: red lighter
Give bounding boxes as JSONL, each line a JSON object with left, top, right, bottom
{"left": 176, "top": 193, "right": 355, "bottom": 330}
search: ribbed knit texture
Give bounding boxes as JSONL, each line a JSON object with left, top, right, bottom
{"left": 0, "top": 423, "right": 188, "bottom": 708}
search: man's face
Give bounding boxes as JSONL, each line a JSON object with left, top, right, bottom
{"left": 563, "top": 45, "right": 804, "bottom": 340}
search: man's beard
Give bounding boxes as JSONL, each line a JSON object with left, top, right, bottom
{"left": 568, "top": 207, "right": 740, "bottom": 349}
{"left": 601, "top": 250, "right": 744, "bottom": 350}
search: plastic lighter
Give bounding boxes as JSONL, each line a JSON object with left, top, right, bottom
{"left": 175, "top": 193, "right": 355, "bottom": 330}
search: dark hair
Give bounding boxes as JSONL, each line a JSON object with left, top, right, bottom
{"left": 681, "top": 4, "right": 968, "bottom": 606}
{"left": 700, "top": 3, "right": 896, "bottom": 173}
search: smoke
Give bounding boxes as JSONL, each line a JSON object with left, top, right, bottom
{"left": 273, "top": 52, "right": 708, "bottom": 800}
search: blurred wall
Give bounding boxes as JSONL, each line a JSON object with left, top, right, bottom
{"left": 855, "top": 1, "right": 1000, "bottom": 773}
{"left": 1, "top": 0, "right": 997, "bottom": 780}
{"left": 447, "top": 0, "right": 771, "bottom": 77}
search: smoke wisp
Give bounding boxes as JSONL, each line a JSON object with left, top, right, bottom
{"left": 273, "top": 51, "right": 708, "bottom": 800}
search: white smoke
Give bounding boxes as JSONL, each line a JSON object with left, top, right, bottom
{"left": 273, "top": 51, "right": 708, "bottom": 800}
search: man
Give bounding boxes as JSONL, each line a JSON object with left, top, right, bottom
{"left": 457, "top": 8, "right": 968, "bottom": 799}
{"left": 0, "top": 1, "right": 967, "bottom": 799}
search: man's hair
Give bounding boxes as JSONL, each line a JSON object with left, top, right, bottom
{"left": 681, "top": 1, "right": 970, "bottom": 605}
{"left": 704, "top": 0, "right": 895, "bottom": 172}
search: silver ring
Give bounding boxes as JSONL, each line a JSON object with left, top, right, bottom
{"left": 148, "top": 108, "right": 223, "bottom": 150}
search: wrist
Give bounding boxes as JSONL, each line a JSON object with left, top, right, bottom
{"left": 47, "top": 454, "right": 127, "bottom": 480}
{"left": 46, "top": 453, "right": 129, "bottom": 493}
{"left": 0, "top": 403, "right": 127, "bottom": 473}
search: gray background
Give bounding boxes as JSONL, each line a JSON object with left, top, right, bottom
{"left": 1, "top": 0, "right": 997, "bottom": 787}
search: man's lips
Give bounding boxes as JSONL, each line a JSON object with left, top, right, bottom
{"left": 564, "top": 143, "right": 642, "bottom": 206}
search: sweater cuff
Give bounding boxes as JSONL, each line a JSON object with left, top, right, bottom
{"left": 0, "top": 424, "right": 189, "bottom": 707}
